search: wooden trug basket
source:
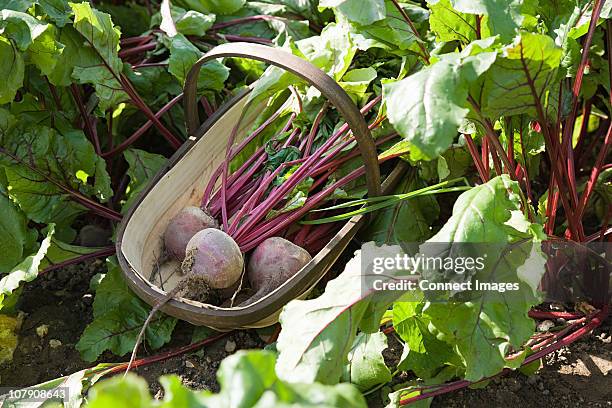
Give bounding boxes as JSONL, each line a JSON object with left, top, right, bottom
{"left": 116, "top": 42, "right": 400, "bottom": 330}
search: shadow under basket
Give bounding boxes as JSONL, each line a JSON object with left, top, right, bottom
{"left": 116, "top": 43, "right": 400, "bottom": 330}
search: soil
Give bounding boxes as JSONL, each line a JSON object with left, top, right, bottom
{"left": 1, "top": 257, "right": 610, "bottom": 407}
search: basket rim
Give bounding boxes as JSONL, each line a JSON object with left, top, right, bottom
{"left": 115, "top": 87, "right": 367, "bottom": 327}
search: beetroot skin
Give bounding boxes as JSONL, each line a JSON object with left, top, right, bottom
{"left": 182, "top": 228, "right": 244, "bottom": 289}
{"left": 247, "top": 237, "right": 311, "bottom": 298}
{"left": 164, "top": 206, "right": 218, "bottom": 260}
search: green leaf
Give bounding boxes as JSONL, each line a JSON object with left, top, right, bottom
{"left": 0, "top": 123, "right": 112, "bottom": 223}
{"left": 446, "top": 0, "right": 532, "bottom": 42}
{"left": 76, "top": 258, "right": 177, "bottom": 361}
{"left": 276, "top": 249, "right": 403, "bottom": 385}
{"left": 361, "top": 174, "right": 439, "bottom": 245}
{"left": 0, "top": 36, "right": 24, "bottom": 104}
{"left": 0, "top": 225, "right": 54, "bottom": 310}
{"left": 87, "top": 351, "right": 367, "bottom": 407}
{"left": 69, "top": 1, "right": 127, "bottom": 110}
{"left": 276, "top": 253, "right": 372, "bottom": 384}
{"left": 158, "top": 375, "right": 207, "bottom": 407}
{"left": 0, "top": 183, "right": 34, "bottom": 271}
{"left": 537, "top": 0, "right": 578, "bottom": 34}
{"left": 39, "top": 0, "right": 73, "bottom": 27}
{"left": 0, "top": 0, "right": 30, "bottom": 12}
{"left": 428, "top": 0, "right": 478, "bottom": 43}
{"left": 4, "top": 163, "right": 86, "bottom": 225}
{"left": 168, "top": 33, "right": 230, "bottom": 90}
{"left": 153, "top": 4, "right": 216, "bottom": 37}
{"left": 479, "top": 33, "right": 562, "bottom": 119}
{"left": 384, "top": 49, "right": 497, "bottom": 160}
{"left": 427, "top": 174, "right": 539, "bottom": 244}
{"left": 26, "top": 24, "right": 64, "bottom": 76}
{"left": 214, "top": 349, "right": 279, "bottom": 406}
{"left": 97, "top": 3, "right": 151, "bottom": 37}
{"left": 419, "top": 175, "right": 546, "bottom": 380}
{"left": 39, "top": 238, "right": 107, "bottom": 271}
{"left": 123, "top": 148, "right": 167, "bottom": 212}
{"left": 211, "top": 350, "right": 367, "bottom": 407}
{"left": 172, "top": 6, "right": 216, "bottom": 36}
{"left": 346, "top": 0, "right": 424, "bottom": 53}
{"left": 440, "top": 145, "right": 474, "bottom": 180}
{"left": 0, "top": 10, "right": 51, "bottom": 50}
{"left": 46, "top": 26, "right": 88, "bottom": 86}
{"left": 70, "top": 1, "right": 121, "bottom": 73}
{"left": 422, "top": 241, "right": 543, "bottom": 380}
{"left": 393, "top": 300, "right": 457, "bottom": 379}
{"left": 339, "top": 67, "right": 377, "bottom": 103}
{"left": 0, "top": 9, "right": 66, "bottom": 79}
{"left": 267, "top": 382, "right": 367, "bottom": 407}
{"left": 320, "top": 0, "right": 386, "bottom": 25}
{"left": 296, "top": 20, "right": 356, "bottom": 80}
{"left": 341, "top": 332, "right": 392, "bottom": 391}
{"left": 175, "top": 0, "right": 245, "bottom": 15}
{"left": 268, "top": 177, "right": 313, "bottom": 219}
{"left": 87, "top": 374, "right": 153, "bottom": 408}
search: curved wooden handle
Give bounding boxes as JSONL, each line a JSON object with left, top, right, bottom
{"left": 184, "top": 42, "right": 381, "bottom": 197}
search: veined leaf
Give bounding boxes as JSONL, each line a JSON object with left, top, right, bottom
{"left": 76, "top": 258, "right": 177, "bottom": 361}
{"left": 69, "top": 2, "right": 127, "bottom": 110}
{"left": 47, "top": 26, "right": 91, "bottom": 86}
{"left": 276, "top": 252, "right": 372, "bottom": 384}
{"left": 87, "top": 374, "right": 153, "bottom": 408}
{"left": 479, "top": 33, "right": 562, "bottom": 120}
{"left": 384, "top": 47, "right": 497, "bottom": 160}
{"left": 418, "top": 175, "right": 546, "bottom": 380}
{"left": 428, "top": 0, "right": 478, "bottom": 43}
{"left": 426, "top": 174, "right": 539, "bottom": 244}
{"left": 70, "top": 2, "right": 122, "bottom": 74}
{"left": 421, "top": 239, "right": 544, "bottom": 380}
{"left": 173, "top": 8, "right": 216, "bottom": 36}
{"left": 0, "top": 8, "right": 66, "bottom": 77}
{"left": 0, "top": 0, "right": 30, "bottom": 12}
{"left": 0, "top": 122, "right": 113, "bottom": 223}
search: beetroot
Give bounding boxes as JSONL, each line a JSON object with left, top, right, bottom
{"left": 244, "top": 237, "right": 312, "bottom": 303}
{"left": 164, "top": 206, "right": 217, "bottom": 260}
{"left": 129, "top": 227, "right": 242, "bottom": 372}
{"left": 182, "top": 228, "right": 243, "bottom": 289}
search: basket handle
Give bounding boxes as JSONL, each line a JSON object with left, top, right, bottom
{"left": 184, "top": 42, "right": 382, "bottom": 197}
